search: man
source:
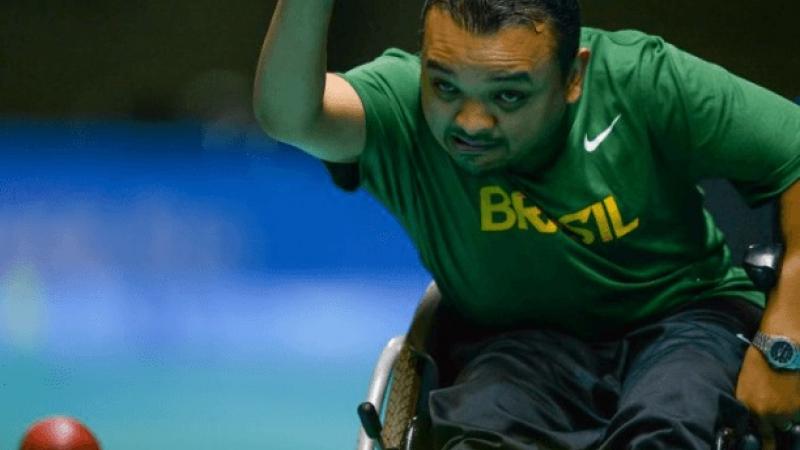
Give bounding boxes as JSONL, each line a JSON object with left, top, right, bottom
{"left": 253, "top": 0, "right": 800, "bottom": 448}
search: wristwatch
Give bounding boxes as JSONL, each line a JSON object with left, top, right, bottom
{"left": 752, "top": 332, "right": 800, "bottom": 371}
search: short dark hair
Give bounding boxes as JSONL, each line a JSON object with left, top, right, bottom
{"left": 421, "top": 0, "right": 581, "bottom": 80}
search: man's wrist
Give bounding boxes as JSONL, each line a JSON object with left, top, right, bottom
{"left": 752, "top": 331, "right": 800, "bottom": 371}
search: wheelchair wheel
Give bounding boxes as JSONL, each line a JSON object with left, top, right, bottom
{"left": 382, "top": 342, "right": 421, "bottom": 448}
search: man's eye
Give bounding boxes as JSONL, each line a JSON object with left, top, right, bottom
{"left": 496, "top": 91, "right": 527, "bottom": 105}
{"left": 433, "top": 80, "right": 459, "bottom": 95}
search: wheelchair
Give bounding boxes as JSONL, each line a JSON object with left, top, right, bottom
{"left": 355, "top": 207, "right": 800, "bottom": 449}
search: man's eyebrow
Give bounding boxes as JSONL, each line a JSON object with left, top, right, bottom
{"left": 425, "top": 59, "right": 533, "bottom": 83}
{"left": 490, "top": 72, "right": 532, "bottom": 83}
{"left": 426, "top": 59, "right": 454, "bottom": 74}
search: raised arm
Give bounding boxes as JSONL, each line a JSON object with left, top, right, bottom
{"left": 253, "top": 0, "right": 366, "bottom": 162}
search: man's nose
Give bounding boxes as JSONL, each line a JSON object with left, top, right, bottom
{"left": 455, "top": 101, "right": 496, "bottom": 136}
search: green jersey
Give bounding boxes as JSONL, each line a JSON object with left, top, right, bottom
{"left": 334, "top": 28, "right": 800, "bottom": 339}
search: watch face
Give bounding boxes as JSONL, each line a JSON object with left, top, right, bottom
{"left": 769, "top": 340, "right": 795, "bottom": 365}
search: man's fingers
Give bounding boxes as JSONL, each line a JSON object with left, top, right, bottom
{"left": 755, "top": 414, "right": 800, "bottom": 449}
{"left": 757, "top": 417, "right": 777, "bottom": 450}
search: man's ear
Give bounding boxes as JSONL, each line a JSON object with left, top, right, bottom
{"left": 565, "top": 48, "right": 591, "bottom": 104}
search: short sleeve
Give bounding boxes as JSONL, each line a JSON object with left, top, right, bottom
{"left": 637, "top": 39, "right": 800, "bottom": 206}
{"left": 330, "top": 49, "right": 422, "bottom": 211}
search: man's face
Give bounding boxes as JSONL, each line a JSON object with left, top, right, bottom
{"left": 421, "top": 8, "right": 583, "bottom": 175}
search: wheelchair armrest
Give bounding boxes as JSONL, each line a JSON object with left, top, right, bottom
{"left": 716, "top": 427, "right": 758, "bottom": 450}
{"left": 743, "top": 243, "right": 784, "bottom": 292}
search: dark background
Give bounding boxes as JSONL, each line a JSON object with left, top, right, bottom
{"left": 2, "top": 0, "right": 798, "bottom": 119}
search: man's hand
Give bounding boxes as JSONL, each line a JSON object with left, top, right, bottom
{"left": 736, "top": 345, "right": 800, "bottom": 449}
{"left": 736, "top": 180, "right": 800, "bottom": 449}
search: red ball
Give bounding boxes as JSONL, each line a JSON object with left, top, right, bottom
{"left": 19, "top": 416, "right": 101, "bottom": 450}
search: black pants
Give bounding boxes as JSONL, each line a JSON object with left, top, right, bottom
{"left": 428, "top": 298, "right": 763, "bottom": 450}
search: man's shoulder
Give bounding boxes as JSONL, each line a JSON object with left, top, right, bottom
{"left": 581, "top": 27, "right": 661, "bottom": 45}
{"left": 580, "top": 27, "right": 679, "bottom": 89}
{"left": 341, "top": 47, "right": 421, "bottom": 102}
{"left": 349, "top": 48, "right": 421, "bottom": 79}
{"left": 581, "top": 27, "right": 668, "bottom": 60}
{"left": 376, "top": 48, "right": 421, "bottom": 65}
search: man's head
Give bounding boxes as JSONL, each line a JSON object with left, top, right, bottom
{"left": 419, "top": 0, "right": 589, "bottom": 174}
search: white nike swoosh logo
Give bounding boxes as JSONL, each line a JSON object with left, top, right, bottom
{"left": 584, "top": 114, "right": 622, "bottom": 153}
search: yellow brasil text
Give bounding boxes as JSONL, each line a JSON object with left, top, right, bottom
{"left": 480, "top": 186, "right": 639, "bottom": 244}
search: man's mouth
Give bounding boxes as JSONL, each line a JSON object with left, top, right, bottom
{"left": 451, "top": 135, "right": 500, "bottom": 152}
